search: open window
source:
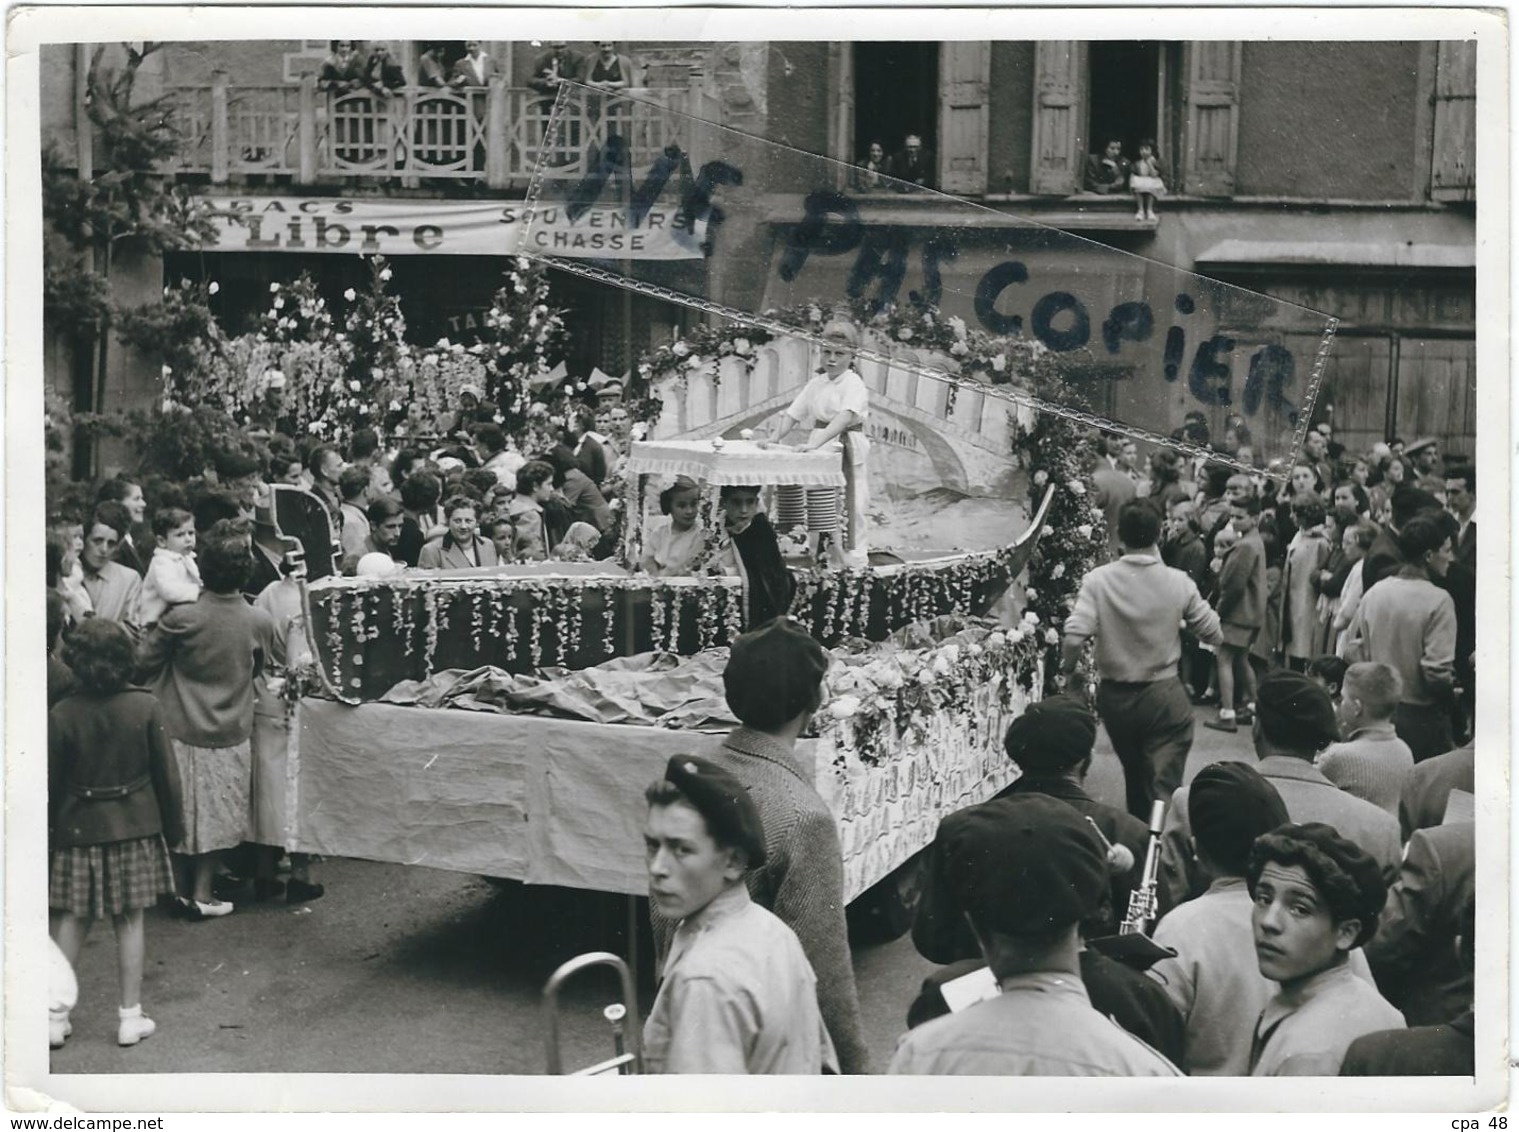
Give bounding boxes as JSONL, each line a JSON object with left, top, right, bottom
{"left": 1031, "top": 41, "right": 1240, "bottom": 196}
{"left": 851, "top": 43, "right": 939, "bottom": 172}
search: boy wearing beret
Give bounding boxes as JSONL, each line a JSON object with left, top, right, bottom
{"left": 889, "top": 795, "right": 1181, "bottom": 1076}
{"left": 1247, "top": 823, "right": 1405, "bottom": 1075}
{"left": 641, "top": 755, "right": 835, "bottom": 1074}
{"left": 653, "top": 617, "right": 869, "bottom": 1073}
{"left": 1147, "top": 762, "right": 1291, "bottom": 1075}
{"left": 1157, "top": 670, "right": 1401, "bottom": 913}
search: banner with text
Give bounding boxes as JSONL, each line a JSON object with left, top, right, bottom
{"left": 516, "top": 82, "right": 1339, "bottom": 474}
{"left": 201, "top": 196, "right": 706, "bottom": 260}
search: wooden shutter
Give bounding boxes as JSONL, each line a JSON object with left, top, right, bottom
{"left": 1431, "top": 41, "right": 1476, "bottom": 202}
{"left": 1030, "top": 41, "right": 1086, "bottom": 195}
{"left": 1180, "top": 42, "right": 1241, "bottom": 196}
{"left": 939, "top": 42, "right": 990, "bottom": 195}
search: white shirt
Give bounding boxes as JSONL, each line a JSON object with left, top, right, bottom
{"left": 786, "top": 369, "right": 870, "bottom": 468}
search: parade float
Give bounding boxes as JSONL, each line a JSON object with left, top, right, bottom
{"left": 261, "top": 299, "right": 1100, "bottom": 936}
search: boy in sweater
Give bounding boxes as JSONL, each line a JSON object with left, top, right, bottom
{"left": 1317, "top": 662, "right": 1415, "bottom": 815}
{"left": 1206, "top": 497, "right": 1267, "bottom": 733}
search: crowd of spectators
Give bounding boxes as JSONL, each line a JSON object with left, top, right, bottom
{"left": 1090, "top": 419, "right": 1476, "bottom": 757}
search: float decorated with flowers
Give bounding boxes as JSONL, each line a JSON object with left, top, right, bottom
{"left": 281, "top": 296, "right": 1107, "bottom": 932}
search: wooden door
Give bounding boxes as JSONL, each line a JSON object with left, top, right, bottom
{"left": 1395, "top": 336, "right": 1477, "bottom": 458}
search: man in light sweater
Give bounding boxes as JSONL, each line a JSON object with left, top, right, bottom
{"left": 1062, "top": 499, "right": 1224, "bottom": 820}
{"left": 1346, "top": 513, "right": 1459, "bottom": 762}
{"left": 1317, "top": 662, "right": 1414, "bottom": 815}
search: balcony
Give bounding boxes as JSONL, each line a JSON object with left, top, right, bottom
{"left": 167, "top": 78, "right": 723, "bottom": 190}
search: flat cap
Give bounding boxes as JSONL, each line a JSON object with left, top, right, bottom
{"left": 934, "top": 794, "right": 1108, "bottom": 936}
{"left": 724, "top": 617, "right": 830, "bottom": 728}
{"left": 1402, "top": 437, "right": 1438, "bottom": 456}
{"left": 1247, "top": 822, "right": 1388, "bottom": 948}
{"left": 1003, "top": 695, "right": 1099, "bottom": 774}
{"left": 662, "top": 755, "right": 766, "bottom": 867}
{"left": 1256, "top": 670, "right": 1341, "bottom": 752}
{"left": 1190, "top": 761, "right": 1290, "bottom": 874}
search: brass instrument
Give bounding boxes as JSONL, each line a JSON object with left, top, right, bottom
{"left": 1120, "top": 800, "right": 1167, "bottom": 936}
{"left": 542, "top": 951, "right": 643, "bottom": 1075}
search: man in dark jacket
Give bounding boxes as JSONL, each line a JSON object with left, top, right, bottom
{"left": 890, "top": 134, "right": 936, "bottom": 191}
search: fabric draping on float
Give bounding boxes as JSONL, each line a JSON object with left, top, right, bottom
{"left": 291, "top": 699, "right": 768, "bottom": 893}
{"left": 624, "top": 439, "right": 846, "bottom": 487}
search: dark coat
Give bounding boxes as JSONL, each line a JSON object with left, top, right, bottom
{"left": 49, "top": 688, "right": 184, "bottom": 849}
{"left": 732, "top": 514, "right": 796, "bottom": 627}
{"left": 890, "top": 147, "right": 936, "bottom": 190}
{"left": 1364, "top": 822, "right": 1475, "bottom": 1026}
{"left": 1398, "top": 744, "right": 1474, "bottom": 841}
{"left": 989, "top": 775, "right": 1149, "bottom": 936}
{"left": 1341, "top": 1012, "right": 1474, "bottom": 1076}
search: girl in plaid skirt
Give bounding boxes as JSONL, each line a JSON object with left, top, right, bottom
{"left": 49, "top": 619, "right": 184, "bottom": 1049}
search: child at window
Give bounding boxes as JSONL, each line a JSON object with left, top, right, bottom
{"left": 1130, "top": 138, "right": 1168, "bottom": 221}
{"left": 135, "top": 508, "right": 202, "bottom": 629}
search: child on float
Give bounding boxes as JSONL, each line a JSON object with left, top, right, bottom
{"left": 764, "top": 319, "right": 872, "bottom": 569}
{"left": 709, "top": 485, "right": 796, "bottom": 626}
{"left": 134, "top": 507, "right": 203, "bottom": 628}
{"left": 49, "top": 618, "right": 184, "bottom": 1049}
{"left": 641, "top": 476, "right": 706, "bottom": 577}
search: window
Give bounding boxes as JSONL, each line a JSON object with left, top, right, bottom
{"left": 852, "top": 43, "right": 939, "bottom": 168}
{"left": 1031, "top": 41, "right": 1241, "bottom": 196}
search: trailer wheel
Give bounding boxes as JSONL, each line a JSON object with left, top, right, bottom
{"left": 847, "top": 852, "right": 925, "bottom": 944}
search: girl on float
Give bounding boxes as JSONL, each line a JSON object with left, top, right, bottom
{"left": 763, "top": 319, "right": 872, "bottom": 568}
{"left": 641, "top": 476, "right": 705, "bottom": 577}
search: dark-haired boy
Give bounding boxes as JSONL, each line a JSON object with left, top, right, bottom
{"left": 642, "top": 755, "right": 834, "bottom": 1074}
{"left": 1247, "top": 823, "right": 1404, "bottom": 1075}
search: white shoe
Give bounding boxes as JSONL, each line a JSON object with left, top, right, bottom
{"left": 1134, "top": 210, "right": 1146, "bottom": 220}
{"left": 118, "top": 1005, "right": 156, "bottom": 1047}
{"left": 49, "top": 1009, "right": 71, "bottom": 1049}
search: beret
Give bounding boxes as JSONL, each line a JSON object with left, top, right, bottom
{"left": 1256, "top": 670, "right": 1341, "bottom": 752}
{"left": 1003, "top": 695, "right": 1099, "bottom": 773}
{"left": 662, "top": 755, "right": 766, "bottom": 867}
{"left": 1189, "top": 761, "right": 1289, "bottom": 873}
{"left": 1247, "top": 822, "right": 1388, "bottom": 948}
{"left": 934, "top": 794, "right": 1107, "bottom": 936}
{"left": 723, "top": 617, "right": 830, "bottom": 728}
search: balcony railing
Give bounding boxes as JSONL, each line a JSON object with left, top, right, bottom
{"left": 168, "top": 78, "right": 723, "bottom": 189}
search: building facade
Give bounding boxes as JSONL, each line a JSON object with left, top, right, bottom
{"left": 42, "top": 38, "right": 1477, "bottom": 458}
